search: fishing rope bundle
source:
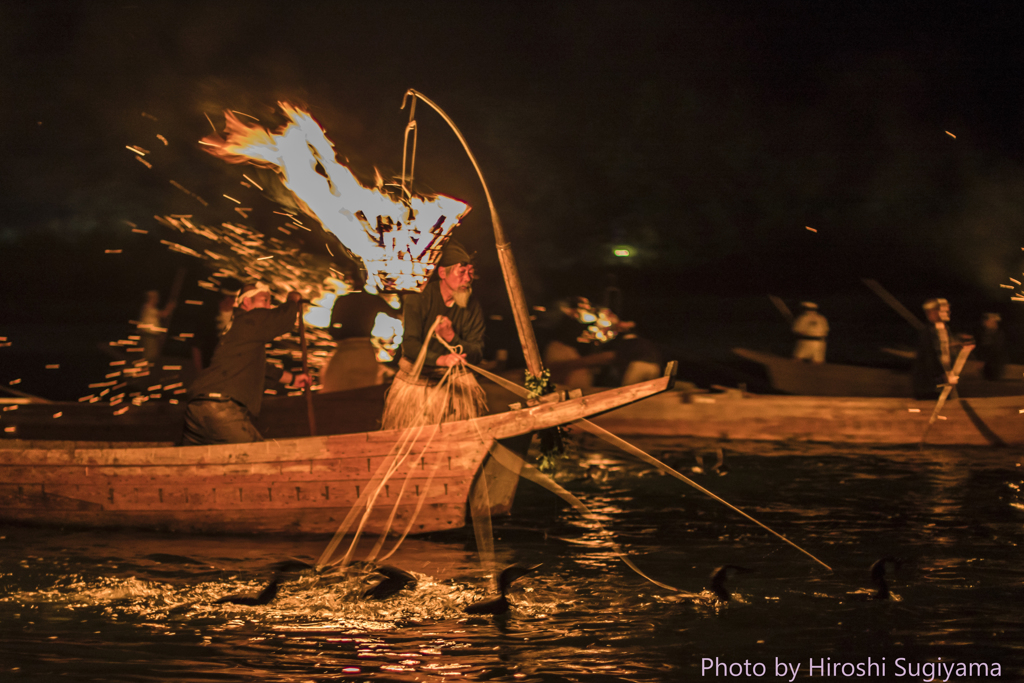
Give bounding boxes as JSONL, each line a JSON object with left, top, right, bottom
{"left": 316, "top": 318, "right": 490, "bottom": 570}
{"left": 380, "top": 317, "right": 488, "bottom": 431}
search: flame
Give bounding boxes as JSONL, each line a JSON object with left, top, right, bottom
{"left": 203, "top": 104, "right": 470, "bottom": 292}
{"left": 370, "top": 312, "right": 403, "bottom": 362}
{"left": 304, "top": 277, "right": 352, "bottom": 328}
{"left": 563, "top": 297, "right": 622, "bottom": 344}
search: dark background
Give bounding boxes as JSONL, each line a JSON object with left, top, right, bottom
{"left": 4, "top": 0, "right": 1024, "bottom": 398}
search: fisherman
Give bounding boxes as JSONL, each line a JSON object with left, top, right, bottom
{"left": 912, "top": 298, "right": 969, "bottom": 400}
{"left": 181, "top": 283, "right": 310, "bottom": 445}
{"left": 606, "top": 321, "right": 663, "bottom": 385}
{"left": 791, "top": 301, "right": 829, "bottom": 363}
{"left": 138, "top": 289, "right": 176, "bottom": 362}
{"left": 540, "top": 297, "right": 614, "bottom": 388}
{"left": 975, "top": 312, "right": 1007, "bottom": 381}
{"left": 320, "top": 289, "right": 396, "bottom": 392}
{"left": 380, "top": 240, "right": 486, "bottom": 430}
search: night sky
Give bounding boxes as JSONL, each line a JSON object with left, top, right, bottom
{"left": 4, "top": 1, "right": 1024, "bottom": 383}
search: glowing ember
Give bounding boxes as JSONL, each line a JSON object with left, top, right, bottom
{"left": 202, "top": 104, "right": 470, "bottom": 292}
{"left": 564, "top": 297, "right": 623, "bottom": 344}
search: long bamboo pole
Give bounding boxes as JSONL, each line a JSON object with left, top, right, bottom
{"left": 401, "top": 90, "right": 544, "bottom": 379}
{"left": 298, "top": 303, "right": 316, "bottom": 436}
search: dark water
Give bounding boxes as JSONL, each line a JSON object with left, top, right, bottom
{"left": 2, "top": 440, "right": 1023, "bottom": 682}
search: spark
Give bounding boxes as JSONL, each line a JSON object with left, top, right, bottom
{"left": 1001, "top": 284, "right": 1014, "bottom": 289}
{"left": 169, "top": 180, "right": 209, "bottom": 206}
{"left": 105, "top": 249, "right": 123, "bottom": 254}
{"left": 45, "top": 364, "right": 60, "bottom": 369}
{"left": 141, "top": 112, "right": 158, "bottom": 121}
{"left": 231, "top": 110, "right": 259, "bottom": 121}
{"left": 223, "top": 194, "right": 241, "bottom": 204}
{"left": 204, "top": 112, "right": 217, "bottom": 133}
{"left": 1012, "top": 278, "right": 1021, "bottom": 285}
{"left": 114, "top": 406, "right": 130, "bottom": 415}
{"left": 242, "top": 174, "right": 263, "bottom": 190}
{"left": 162, "top": 365, "right": 182, "bottom": 371}
{"left": 135, "top": 156, "right": 153, "bottom": 169}
{"left": 805, "top": 226, "right": 817, "bottom": 233}
{"left": 184, "top": 300, "right": 203, "bottom": 305}
{"left": 52, "top": 412, "right": 63, "bottom": 419}
{"left": 257, "top": 256, "right": 274, "bottom": 261}
{"left": 126, "top": 145, "right": 148, "bottom": 156}
{"left": 131, "top": 228, "right": 149, "bottom": 234}
{"left": 156, "top": 134, "right": 168, "bottom": 146}
{"left": 10, "top": 379, "right": 22, "bottom": 384}
{"left": 945, "top": 131, "right": 956, "bottom": 138}
{"left": 908, "top": 408, "right": 921, "bottom": 413}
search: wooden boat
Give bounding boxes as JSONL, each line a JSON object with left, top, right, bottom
{"left": 0, "top": 372, "right": 674, "bottom": 534}
{"left": 587, "top": 385, "right": 1024, "bottom": 447}
{"left": 733, "top": 347, "right": 1024, "bottom": 398}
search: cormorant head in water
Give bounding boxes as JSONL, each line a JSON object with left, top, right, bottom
{"left": 710, "top": 565, "right": 750, "bottom": 602}
{"left": 214, "top": 573, "right": 282, "bottom": 606}
{"left": 693, "top": 448, "right": 729, "bottom": 476}
{"left": 870, "top": 557, "right": 901, "bottom": 600}
{"left": 362, "top": 565, "right": 418, "bottom": 600}
{"left": 464, "top": 563, "right": 541, "bottom": 615}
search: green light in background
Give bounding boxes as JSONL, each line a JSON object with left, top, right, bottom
{"left": 613, "top": 248, "right": 631, "bottom": 257}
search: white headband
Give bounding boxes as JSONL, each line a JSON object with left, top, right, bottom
{"left": 236, "top": 282, "right": 272, "bottom": 306}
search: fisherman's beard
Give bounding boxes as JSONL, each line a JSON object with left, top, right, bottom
{"left": 452, "top": 285, "right": 472, "bottom": 309}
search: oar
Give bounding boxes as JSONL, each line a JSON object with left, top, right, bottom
{"left": 460, "top": 359, "right": 832, "bottom": 573}
{"left": 862, "top": 278, "right": 925, "bottom": 331}
{"left": 919, "top": 343, "right": 974, "bottom": 447}
{"left": 298, "top": 302, "right": 316, "bottom": 436}
{"left": 768, "top": 295, "right": 793, "bottom": 323}
{"left": 0, "top": 385, "right": 53, "bottom": 403}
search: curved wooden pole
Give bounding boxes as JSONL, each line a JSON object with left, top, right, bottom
{"left": 402, "top": 89, "right": 544, "bottom": 379}
{"left": 298, "top": 303, "right": 316, "bottom": 436}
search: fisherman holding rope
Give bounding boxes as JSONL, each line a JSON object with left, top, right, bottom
{"left": 181, "top": 283, "right": 311, "bottom": 445}
{"left": 381, "top": 240, "right": 487, "bottom": 430}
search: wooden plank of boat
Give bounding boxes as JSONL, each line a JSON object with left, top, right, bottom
{"left": 588, "top": 388, "right": 1024, "bottom": 447}
{"left": 0, "top": 373, "right": 673, "bottom": 535}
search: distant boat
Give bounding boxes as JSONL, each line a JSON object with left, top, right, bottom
{"left": 0, "top": 373, "right": 674, "bottom": 534}
{"left": 588, "top": 385, "right": 1024, "bottom": 447}
{"left": 733, "top": 347, "right": 1024, "bottom": 398}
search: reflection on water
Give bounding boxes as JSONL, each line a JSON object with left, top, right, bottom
{"left": 2, "top": 440, "right": 1023, "bottom": 681}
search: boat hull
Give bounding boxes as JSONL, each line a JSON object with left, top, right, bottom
{"left": 0, "top": 374, "right": 673, "bottom": 534}
{"left": 733, "top": 347, "right": 1024, "bottom": 398}
{"left": 588, "top": 389, "right": 1024, "bottom": 447}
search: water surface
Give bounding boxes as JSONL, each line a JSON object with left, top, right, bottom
{"left": 2, "top": 439, "right": 1022, "bottom": 681}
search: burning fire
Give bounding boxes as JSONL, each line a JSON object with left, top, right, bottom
{"left": 304, "top": 276, "right": 352, "bottom": 328}
{"left": 201, "top": 104, "right": 470, "bottom": 293}
{"left": 370, "top": 312, "right": 403, "bottom": 362}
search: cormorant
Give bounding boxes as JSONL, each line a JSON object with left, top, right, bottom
{"left": 214, "top": 573, "right": 282, "bottom": 606}
{"left": 693, "top": 448, "right": 729, "bottom": 476}
{"left": 362, "top": 565, "right": 418, "bottom": 600}
{"left": 870, "top": 557, "right": 901, "bottom": 600}
{"left": 709, "top": 565, "right": 749, "bottom": 602}
{"left": 464, "top": 564, "right": 540, "bottom": 615}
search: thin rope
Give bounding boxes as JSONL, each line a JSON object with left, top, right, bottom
{"left": 487, "top": 441, "right": 680, "bottom": 592}
{"left": 457, "top": 359, "right": 834, "bottom": 573}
